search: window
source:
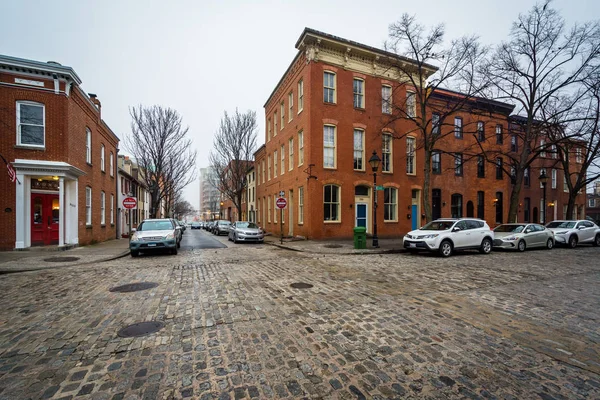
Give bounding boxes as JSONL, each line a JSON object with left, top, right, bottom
{"left": 524, "top": 167, "right": 530, "bottom": 186}
{"left": 273, "top": 150, "right": 278, "bottom": 178}
{"left": 432, "top": 113, "right": 440, "bottom": 135}
{"left": 323, "top": 185, "right": 340, "bottom": 221}
{"left": 589, "top": 198, "right": 595, "bottom": 208}
{"left": 262, "top": 160, "right": 265, "bottom": 183}
{"left": 280, "top": 101, "right": 285, "bottom": 129}
{"left": 16, "top": 101, "right": 45, "bottom": 147}
{"left": 477, "top": 155, "right": 485, "bottom": 178}
{"left": 109, "top": 152, "right": 114, "bottom": 177}
{"left": 496, "top": 158, "right": 503, "bottom": 180}
{"left": 268, "top": 118, "right": 271, "bottom": 142}
{"left": 298, "top": 131, "right": 304, "bottom": 166}
{"left": 384, "top": 188, "right": 397, "bottom": 221}
{"left": 268, "top": 155, "right": 271, "bottom": 180}
{"left": 289, "top": 138, "right": 294, "bottom": 171}
{"left": 540, "top": 139, "right": 546, "bottom": 157}
{"left": 576, "top": 148, "right": 583, "bottom": 163}
{"left": 86, "top": 187, "right": 92, "bottom": 225}
{"left": 353, "top": 78, "right": 364, "bottom": 108}
{"left": 524, "top": 197, "right": 530, "bottom": 222}
{"left": 382, "top": 85, "right": 392, "bottom": 114}
{"left": 324, "top": 71, "right": 336, "bottom": 103}
{"left": 298, "top": 79, "right": 304, "bottom": 113}
{"left": 100, "top": 191, "right": 106, "bottom": 225}
{"left": 280, "top": 145, "right": 285, "bottom": 175}
{"left": 454, "top": 153, "right": 463, "bottom": 176}
{"left": 110, "top": 194, "right": 114, "bottom": 224}
{"left": 323, "top": 125, "right": 336, "bottom": 168}
{"left": 551, "top": 144, "right": 557, "bottom": 159}
{"left": 274, "top": 112, "right": 277, "bottom": 135}
{"left": 510, "top": 165, "right": 516, "bottom": 184}
{"left": 299, "top": 186, "right": 304, "bottom": 224}
{"left": 382, "top": 134, "right": 392, "bottom": 173}
{"left": 454, "top": 117, "right": 463, "bottom": 138}
{"left": 406, "top": 137, "right": 416, "bottom": 175}
{"left": 477, "top": 191, "right": 485, "bottom": 219}
{"left": 539, "top": 168, "right": 546, "bottom": 188}
{"left": 432, "top": 151, "right": 441, "bottom": 174}
{"left": 268, "top": 195, "right": 271, "bottom": 223}
{"left": 551, "top": 169, "right": 557, "bottom": 189}
{"left": 86, "top": 128, "right": 92, "bottom": 163}
{"left": 511, "top": 135, "right": 518, "bottom": 152}
{"left": 288, "top": 92, "right": 293, "bottom": 122}
{"left": 406, "top": 91, "right": 416, "bottom": 118}
{"left": 353, "top": 129, "right": 364, "bottom": 170}
{"left": 477, "top": 122, "right": 485, "bottom": 142}
{"left": 564, "top": 174, "right": 569, "bottom": 192}
{"left": 451, "top": 194, "right": 463, "bottom": 218}
{"left": 496, "top": 125, "right": 503, "bottom": 144}
{"left": 273, "top": 195, "right": 277, "bottom": 223}
{"left": 100, "top": 145, "right": 105, "bottom": 172}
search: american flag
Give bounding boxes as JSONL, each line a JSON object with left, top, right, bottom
{"left": 0, "top": 153, "right": 17, "bottom": 183}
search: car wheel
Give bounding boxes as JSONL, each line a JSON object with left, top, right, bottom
{"left": 517, "top": 240, "right": 526, "bottom": 252}
{"left": 171, "top": 247, "right": 178, "bottom": 255}
{"left": 480, "top": 238, "right": 493, "bottom": 254}
{"left": 594, "top": 234, "right": 600, "bottom": 247}
{"left": 546, "top": 238, "right": 554, "bottom": 250}
{"left": 130, "top": 250, "right": 139, "bottom": 258}
{"left": 568, "top": 235, "right": 578, "bottom": 248}
{"left": 438, "top": 240, "right": 453, "bottom": 257}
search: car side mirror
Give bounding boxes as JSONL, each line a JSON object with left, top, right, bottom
{"left": 175, "top": 226, "right": 181, "bottom": 230}
{"left": 525, "top": 229, "right": 531, "bottom": 233}
{"left": 452, "top": 227, "right": 461, "bottom": 232}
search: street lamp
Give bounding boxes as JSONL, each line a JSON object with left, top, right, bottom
{"left": 539, "top": 170, "right": 548, "bottom": 224}
{"left": 369, "top": 150, "right": 381, "bottom": 248}
{"left": 220, "top": 202, "right": 224, "bottom": 219}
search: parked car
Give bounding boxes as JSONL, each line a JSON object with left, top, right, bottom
{"left": 228, "top": 221, "right": 264, "bottom": 243}
{"left": 493, "top": 223, "right": 554, "bottom": 251}
{"left": 545, "top": 220, "right": 600, "bottom": 248}
{"left": 170, "top": 218, "right": 184, "bottom": 242}
{"left": 178, "top": 220, "right": 186, "bottom": 232}
{"left": 191, "top": 222, "right": 201, "bottom": 229}
{"left": 403, "top": 218, "right": 493, "bottom": 257}
{"left": 213, "top": 220, "right": 232, "bottom": 235}
{"left": 129, "top": 218, "right": 181, "bottom": 257}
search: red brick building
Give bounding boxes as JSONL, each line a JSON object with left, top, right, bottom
{"left": 0, "top": 55, "right": 119, "bottom": 250}
{"left": 255, "top": 29, "right": 587, "bottom": 239}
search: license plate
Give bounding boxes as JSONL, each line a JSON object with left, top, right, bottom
{"left": 409, "top": 243, "right": 416, "bottom": 248}
{"left": 147, "top": 243, "right": 157, "bottom": 247}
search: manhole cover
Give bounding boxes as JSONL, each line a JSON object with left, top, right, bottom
{"left": 117, "top": 321, "right": 165, "bottom": 338}
{"left": 323, "top": 244, "right": 343, "bottom": 248}
{"left": 109, "top": 282, "right": 159, "bottom": 293}
{"left": 43, "top": 256, "right": 80, "bottom": 263}
{"left": 290, "top": 282, "right": 313, "bottom": 289}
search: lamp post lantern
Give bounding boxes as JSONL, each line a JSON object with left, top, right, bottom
{"left": 369, "top": 151, "right": 381, "bottom": 248}
{"left": 539, "top": 170, "right": 548, "bottom": 224}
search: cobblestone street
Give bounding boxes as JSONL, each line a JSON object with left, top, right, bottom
{"left": 0, "top": 241, "right": 599, "bottom": 399}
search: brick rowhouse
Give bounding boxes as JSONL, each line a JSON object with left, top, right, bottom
{"left": 0, "top": 55, "right": 119, "bottom": 250}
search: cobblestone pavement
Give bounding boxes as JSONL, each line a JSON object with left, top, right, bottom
{"left": 0, "top": 242, "right": 598, "bottom": 399}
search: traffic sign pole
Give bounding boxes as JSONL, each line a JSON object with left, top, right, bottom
{"left": 280, "top": 208, "right": 283, "bottom": 245}
{"left": 275, "top": 197, "right": 287, "bottom": 244}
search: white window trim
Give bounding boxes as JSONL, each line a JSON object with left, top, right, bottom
{"left": 268, "top": 155, "right": 271, "bottom": 181}
{"left": 273, "top": 195, "right": 278, "bottom": 223}
{"left": 551, "top": 169, "right": 557, "bottom": 189}
{"left": 298, "top": 131, "right": 304, "bottom": 166}
{"left": 384, "top": 187, "right": 398, "bottom": 222}
{"left": 109, "top": 152, "right": 114, "bottom": 177}
{"left": 298, "top": 79, "right": 304, "bottom": 114}
{"left": 280, "top": 101, "right": 285, "bottom": 130}
{"left": 288, "top": 92, "right": 293, "bottom": 122}
{"left": 86, "top": 128, "right": 92, "bottom": 164}
{"left": 101, "top": 191, "right": 106, "bottom": 225}
{"left": 406, "top": 91, "right": 416, "bottom": 118}
{"left": 280, "top": 145, "right": 285, "bottom": 175}
{"left": 382, "top": 85, "right": 392, "bottom": 114}
{"left": 268, "top": 196, "right": 271, "bottom": 223}
{"left": 298, "top": 186, "right": 304, "bottom": 225}
{"left": 323, "top": 125, "right": 337, "bottom": 169}
{"left": 110, "top": 194, "right": 114, "bottom": 224}
{"left": 16, "top": 101, "right": 46, "bottom": 148}
{"left": 100, "top": 145, "right": 105, "bottom": 172}
{"left": 353, "top": 129, "right": 365, "bottom": 171}
{"left": 323, "top": 184, "right": 341, "bottom": 223}
{"left": 406, "top": 136, "right": 416, "bottom": 175}
{"left": 324, "top": 71, "right": 336, "bottom": 104}
{"left": 274, "top": 150, "right": 278, "bottom": 178}
{"left": 274, "top": 112, "right": 277, "bottom": 136}
{"left": 289, "top": 138, "right": 294, "bottom": 171}
{"left": 267, "top": 118, "right": 271, "bottom": 142}
{"left": 86, "top": 187, "right": 92, "bottom": 225}
{"left": 382, "top": 133, "right": 393, "bottom": 173}
{"left": 353, "top": 78, "right": 365, "bottom": 109}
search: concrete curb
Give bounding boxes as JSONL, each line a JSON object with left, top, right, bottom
{"left": 0, "top": 250, "right": 131, "bottom": 275}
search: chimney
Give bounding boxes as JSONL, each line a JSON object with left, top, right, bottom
{"left": 87, "top": 93, "right": 102, "bottom": 117}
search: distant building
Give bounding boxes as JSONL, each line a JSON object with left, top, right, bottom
{"left": 117, "top": 155, "right": 150, "bottom": 237}
{"left": 199, "top": 167, "right": 219, "bottom": 220}
{"left": 587, "top": 182, "right": 600, "bottom": 223}
{"left": 0, "top": 54, "right": 119, "bottom": 249}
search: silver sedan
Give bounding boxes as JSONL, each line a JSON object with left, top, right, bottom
{"left": 228, "top": 221, "right": 264, "bottom": 243}
{"left": 493, "top": 223, "right": 554, "bottom": 251}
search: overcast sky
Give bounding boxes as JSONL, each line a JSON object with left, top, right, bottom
{"left": 1, "top": 0, "right": 597, "bottom": 209}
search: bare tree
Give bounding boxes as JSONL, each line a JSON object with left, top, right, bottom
{"left": 172, "top": 195, "right": 195, "bottom": 219}
{"left": 383, "top": 13, "right": 488, "bottom": 221}
{"left": 126, "top": 105, "right": 197, "bottom": 218}
{"left": 209, "top": 110, "right": 257, "bottom": 219}
{"left": 480, "top": 0, "right": 600, "bottom": 222}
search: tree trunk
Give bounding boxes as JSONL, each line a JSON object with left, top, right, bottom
{"left": 423, "top": 148, "right": 432, "bottom": 222}
{"left": 566, "top": 193, "right": 578, "bottom": 220}
{"left": 507, "top": 169, "right": 524, "bottom": 223}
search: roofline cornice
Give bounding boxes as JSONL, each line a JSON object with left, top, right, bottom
{"left": 0, "top": 54, "right": 82, "bottom": 85}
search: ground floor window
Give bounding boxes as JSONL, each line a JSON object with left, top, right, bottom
{"left": 451, "top": 193, "right": 462, "bottom": 218}
{"left": 324, "top": 184, "right": 340, "bottom": 221}
{"left": 384, "top": 188, "right": 397, "bottom": 221}
{"left": 298, "top": 186, "right": 304, "bottom": 224}
{"left": 100, "top": 191, "right": 106, "bottom": 225}
{"left": 86, "top": 187, "right": 92, "bottom": 225}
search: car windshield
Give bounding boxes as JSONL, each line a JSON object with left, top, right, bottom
{"left": 494, "top": 224, "right": 525, "bottom": 233}
{"left": 420, "top": 221, "right": 455, "bottom": 231}
{"left": 236, "top": 222, "right": 258, "bottom": 229}
{"left": 547, "top": 221, "right": 576, "bottom": 229}
{"left": 138, "top": 220, "right": 173, "bottom": 231}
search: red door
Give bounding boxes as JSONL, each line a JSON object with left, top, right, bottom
{"left": 31, "top": 194, "right": 59, "bottom": 246}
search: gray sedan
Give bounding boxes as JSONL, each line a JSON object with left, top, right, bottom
{"left": 228, "top": 221, "right": 264, "bottom": 243}
{"left": 493, "top": 223, "right": 554, "bottom": 251}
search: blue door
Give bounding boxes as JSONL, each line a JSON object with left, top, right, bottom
{"left": 411, "top": 204, "right": 418, "bottom": 230}
{"left": 356, "top": 204, "right": 367, "bottom": 227}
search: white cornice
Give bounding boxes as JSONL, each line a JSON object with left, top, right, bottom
{"left": 0, "top": 54, "right": 82, "bottom": 85}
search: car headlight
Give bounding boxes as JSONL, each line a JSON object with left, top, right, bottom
{"left": 556, "top": 231, "right": 568, "bottom": 235}
{"left": 131, "top": 233, "right": 140, "bottom": 241}
{"left": 165, "top": 233, "right": 175, "bottom": 240}
{"left": 422, "top": 234, "right": 439, "bottom": 239}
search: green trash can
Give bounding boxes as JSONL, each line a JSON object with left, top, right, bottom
{"left": 353, "top": 226, "right": 367, "bottom": 249}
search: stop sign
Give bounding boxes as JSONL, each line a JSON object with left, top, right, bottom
{"left": 276, "top": 197, "right": 287, "bottom": 209}
{"left": 122, "top": 197, "right": 137, "bottom": 209}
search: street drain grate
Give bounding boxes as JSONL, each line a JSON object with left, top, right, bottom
{"left": 117, "top": 321, "right": 165, "bottom": 338}
{"left": 323, "top": 244, "right": 343, "bottom": 248}
{"left": 290, "top": 282, "right": 314, "bottom": 289}
{"left": 109, "top": 282, "right": 159, "bottom": 293}
{"left": 43, "top": 256, "right": 80, "bottom": 263}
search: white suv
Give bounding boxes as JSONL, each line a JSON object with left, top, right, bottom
{"left": 403, "top": 218, "right": 494, "bottom": 257}
{"left": 545, "top": 220, "right": 600, "bottom": 248}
